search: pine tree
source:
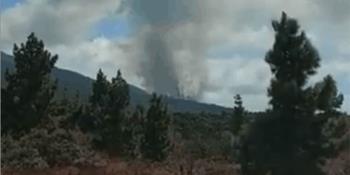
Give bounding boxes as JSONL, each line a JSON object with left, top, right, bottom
{"left": 102, "top": 69, "right": 130, "bottom": 153}
{"left": 263, "top": 12, "right": 321, "bottom": 175}
{"left": 266, "top": 12, "right": 320, "bottom": 112}
{"left": 231, "top": 94, "right": 245, "bottom": 135}
{"left": 240, "top": 12, "right": 344, "bottom": 175}
{"left": 83, "top": 69, "right": 110, "bottom": 146}
{"left": 123, "top": 105, "right": 145, "bottom": 158}
{"left": 88, "top": 69, "right": 130, "bottom": 153}
{"left": 141, "top": 94, "right": 170, "bottom": 161}
{"left": 314, "top": 75, "right": 343, "bottom": 113}
{"left": 86, "top": 68, "right": 109, "bottom": 130}
{"left": 89, "top": 69, "right": 109, "bottom": 111}
{"left": 108, "top": 69, "right": 130, "bottom": 116}
{"left": 2, "top": 33, "right": 58, "bottom": 133}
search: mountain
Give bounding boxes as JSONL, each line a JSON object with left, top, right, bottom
{"left": 1, "top": 52, "right": 230, "bottom": 113}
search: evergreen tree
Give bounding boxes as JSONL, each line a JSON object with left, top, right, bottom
{"left": 102, "top": 69, "right": 130, "bottom": 153}
{"left": 2, "top": 33, "right": 58, "bottom": 133}
{"left": 108, "top": 69, "right": 130, "bottom": 115}
{"left": 141, "top": 94, "right": 170, "bottom": 161}
{"left": 231, "top": 94, "right": 245, "bottom": 135}
{"left": 314, "top": 75, "right": 343, "bottom": 113}
{"left": 89, "top": 69, "right": 109, "bottom": 111}
{"left": 123, "top": 105, "right": 145, "bottom": 158}
{"left": 240, "top": 12, "right": 344, "bottom": 175}
{"left": 266, "top": 12, "right": 320, "bottom": 112}
{"left": 82, "top": 69, "right": 110, "bottom": 146}
{"left": 87, "top": 69, "right": 130, "bottom": 153}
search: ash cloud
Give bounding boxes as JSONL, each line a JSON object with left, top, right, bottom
{"left": 123, "top": 0, "right": 208, "bottom": 98}
{"left": 142, "top": 31, "right": 180, "bottom": 96}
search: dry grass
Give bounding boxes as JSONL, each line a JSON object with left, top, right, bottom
{"left": 2, "top": 157, "right": 240, "bottom": 175}
{"left": 323, "top": 127, "right": 350, "bottom": 175}
{"left": 3, "top": 150, "right": 350, "bottom": 175}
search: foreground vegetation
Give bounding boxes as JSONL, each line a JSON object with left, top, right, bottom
{"left": 1, "top": 12, "right": 349, "bottom": 175}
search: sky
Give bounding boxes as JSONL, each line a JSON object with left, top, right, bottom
{"left": 1, "top": 0, "right": 349, "bottom": 112}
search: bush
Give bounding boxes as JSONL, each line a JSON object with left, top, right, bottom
{"left": 1, "top": 116, "right": 102, "bottom": 169}
{"left": 1, "top": 134, "right": 48, "bottom": 169}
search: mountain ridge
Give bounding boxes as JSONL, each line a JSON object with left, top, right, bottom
{"left": 1, "top": 51, "right": 230, "bottom": 113}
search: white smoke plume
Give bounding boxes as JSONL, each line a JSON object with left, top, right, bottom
{"left": 122, "top": 0, "right": 209, "bottom": 98}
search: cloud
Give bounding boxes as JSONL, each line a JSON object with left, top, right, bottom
{"left": 200, "top": 54, "right": 350, "bottom": 112}
{"left": 317, "top": 0, "right": 350, "bottom": 23}
{"left": 199, "top": 56, "right": 271, "bottom": 111}
{"left": 51, "top": 37, "right": 143, "bottom": 87}
{"left": 1, "top": 0, "right": 121, "bottom": 48}
{"left": 343, "top": 95, "right": 350, "bottom": 113}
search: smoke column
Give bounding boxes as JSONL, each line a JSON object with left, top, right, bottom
{"left": 123, "top": 0, "right": 208, "bottom": 98}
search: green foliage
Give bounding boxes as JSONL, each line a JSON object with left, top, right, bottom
{"left": 266, "top": 12, "right": 320, "bottom": 111}
{"left": 70, "top": 106, "right": 97, "bottom": 133}
{"left": 122, "top": 105, "right": 145, "bottom": 158}
{"left": 85, "top": 69, "right": 130, "bottom": 154}
{"left": 89, "top": 69, "right": 130, "bottom": 117}
{"left": 1, "top": 116, "right": 100, "bottom": 169}
{"left": 141, "top": 94, "right": 170, "bottom": 161}
{"left": 231, "top": 94, "right": 245, "bottom": 135}
{"left": 314, "top": 75, "right": 344, "bottom": 113}
{"left": 239, "top": 12, "right": 346, "bottom": 175}
{"left": 89, "top": 69, "right": 110, "bottom": 111}
{"left": 2, "top": 33, "right": 58, "bottom": 134}
{"left": 172, "top": 112, "right": 233, "bottom": 159}
{"left": 1, "top": 134, "right": 48, "bottom": 169}
{"left": 109, "top": 70, "right": 130, "bottom": 115}
{"left": 49, "top": 89, "right": 81, "bottom": 118}
{"left": 102, "top": 70, "right": 130, "bottom": 153}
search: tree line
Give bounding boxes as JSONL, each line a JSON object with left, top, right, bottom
{"left": 1, "top": 33, "right": 170, "bottom": 161}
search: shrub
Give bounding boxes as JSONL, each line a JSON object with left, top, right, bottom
{"left": 1, "top": 116, "right": 102, "bottom": 169}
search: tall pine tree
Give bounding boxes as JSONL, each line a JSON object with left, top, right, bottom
{"left": 103, "top": 69, "right": 130, "bottom": 153}
{"left": 240, "top": 12, "right": 344, "bottom": 175}
{"left": 231, "top": 94, "right": 245, "bottom": 135}
{"left": 2, "top": 33, "right": 58, "bottom": 133}
{"left": 88, "top": 69, "right": 130, "bottom": 154}
{"left": 89, "top": 68, "right": 110, "bottom": 111}
{"left": 141, "top": 94, "right": 170, "bottom": 161}
{"left": 266, "top": 12, "right": 320, "bottom": 112}
{"left": 108, "top": 69, "right": 130, "bottom": 116}
{"left": 83, "top": 69, "right": 110, "bottom": 139}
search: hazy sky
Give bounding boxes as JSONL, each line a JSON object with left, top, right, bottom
{"left": 1, "top": 0, "right": 349, "bottom": 112}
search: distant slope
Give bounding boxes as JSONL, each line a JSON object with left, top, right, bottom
{"left": 1, "top": 52, "right": 229, "bottom": 113}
